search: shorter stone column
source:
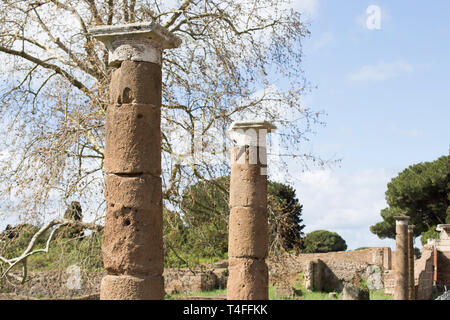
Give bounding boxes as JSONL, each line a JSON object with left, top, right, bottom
{"left": 394, "top": 215, "right": 410, "bottom": 300}
{"left": 226, "top": 121, "right": 276, "bottom": 300}
{"left": 408, "top": 225, "right": 415, "bottom": 300}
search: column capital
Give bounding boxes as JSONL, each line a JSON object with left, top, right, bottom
{"left": 436, "top": 224, "right": 450, "bottom": 240}
{"left": 89, "top": 22, "right": 181, "bottom": 66}
{"left": 227, "top": 120, "right": 276, "bottom": 147}
{"left": 408, "top": 224, "right": 415, "bottom": 232}
{"left": 394, "top": 215, "right": 410, "bottom": 225}
{"left": 436, "top": 224, "right": 450, "bottom": 232}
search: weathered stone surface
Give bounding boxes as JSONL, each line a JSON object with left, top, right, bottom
{"left": 227, "top": 258, "right": 268, "bottom": 300}
{"left": 89, "top": 22, "right": 182, "bottom": 66}
{"left": 435, "top": 291, "right": 450, "bottom": 300}
{"left": 102, "top": 205, "right": 163, "bottom": 275}
{"left": 110, "top": 61, "right": 161, "bottom": 105}
{"left": 105, "top": 174, "right": 162, "bottom": 210}
{"left": 104, "top": 103, "right": 161, "bottom": 174}
{"left": 408, "top": 226, "right": 415, "bottom": 300}
{"left": 329, "top": 292, "right": 338, "bottom": 299}
{"left": 274, "top": 286, "right": 295, "bottom": 298}
{"left": 229, "top": 146, "right": 267, "bottom": 208}
{"left": 304, "top": 259, "right": 325, "bottom": 292}
{"left": 228, "top": 207, "right": 268, "bottom": 259}
{"left": 366, "top": 265, "right": 384, "bottom": 290}
{"left": 394, "top": 217, "right": 409, "bottom": 300}
{"left": 229, "top": 164, "right": 267, "bottom": 208}
{"left": 227, "top": 123, "right": 271, "bottom": 301}
{"left": 165, "top": 279, "right": 183, "bottom": 294}
{"left": 340, "top": 284, "right": 370, "bottom": 300}
{"left": 100, "top": 274, "right": 164, "bottom": 300}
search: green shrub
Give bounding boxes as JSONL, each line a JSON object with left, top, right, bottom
{"left": 421, "top": 226, "right": 440, "bottom": 245}
{"left": 302, "top": 230, "right": 347, "bottom": 253}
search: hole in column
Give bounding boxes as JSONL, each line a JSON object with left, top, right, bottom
{"left": 110, "top": 203, "right": 115, "bottom": 207}
{"left": 137, "top": 113, "right": 143, "bottom": 119}
{"left": 122, "top": 87, "right": 133, "bottom": 104}
{"left": 123, "top": 219, "right": 131, "bottom": 226}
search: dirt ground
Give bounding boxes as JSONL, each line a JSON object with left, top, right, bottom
{"left": 0, "top": 293, "right": 38, "bottom": 300}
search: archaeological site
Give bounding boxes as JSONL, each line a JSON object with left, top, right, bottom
{"left": 0, "top": 2, "right": 448, "bottom": 308}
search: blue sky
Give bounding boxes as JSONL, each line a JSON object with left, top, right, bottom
{"left": 286, "top": 0, "right": 449, "bottom": 250}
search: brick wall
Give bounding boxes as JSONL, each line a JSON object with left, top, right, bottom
{"left": 164, "top": 268, "right": 227, "bottom": 294}
{"left": 383, "top": 270, "right": 395, "bottom": 295}
{"left": 437, "top": 251, "right": 450, "bottom": 287}
{"left": 383, "top": 245, "right": 435, "bottom": 299}
{"left": 268, "top": 248, "right": 392, "bottom": 291}
{"left": 269, "top": 247, "right": 391, "bottom": 270}
{"left": 414, "top": 246, "right": 434, "bottom": 300}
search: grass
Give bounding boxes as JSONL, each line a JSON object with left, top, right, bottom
{"left": 165, "top": 274, "right": 393, "bottom": 301}
{"left": 166, "top": 285, "right": 341, "bottom": 300}
{"left": 165, "top": 288, "right": 226, "bottom": 300}
{"left": 370, "top": 290, "right": 393, "bottom": 300}
{"left": 168, "top": 287, "right": 392, "bottom": 300}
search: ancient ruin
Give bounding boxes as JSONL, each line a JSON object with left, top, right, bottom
{"left": 89, "top": 22, "right": 181, "bottom": 300}
{"left": 394, "top": 216, "right": 410, "bottom": 300}
{"left": 408, "top": 225, "right": 415, "bottom": 300}
{"left": 226, "top": 121, "right": 276, "bottom": 300}
{"left": 432, "top": 224, "right": 450, "bottom": 288}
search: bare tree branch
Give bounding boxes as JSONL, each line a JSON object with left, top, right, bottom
{"left": 0, "top": 218, "right": 103, "bottom": 283}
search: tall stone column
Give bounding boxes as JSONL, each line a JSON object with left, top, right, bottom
{"left": 394, "top": 215, "right": 410, "bottom": 300}
{"left": 408, "top": 225, "right": 415, "bottom": 300}
{"left": 226, "top": 121, "right": 276, "bottom": 300}
{"left": 89, "top": 22, "right": 181, "bottom": 300}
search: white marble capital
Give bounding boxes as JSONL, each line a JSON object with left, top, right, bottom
{"left": 394, "top": 216, "right": 410, "bottom": 226}
{"left": 227, "top": 120, "right": 276, "bottom": 147}
{"left": 436, "top": 224, "right": 450, "bottom": 240}
{"left": 89, "top": 22, "right": 181, "bottom": 66}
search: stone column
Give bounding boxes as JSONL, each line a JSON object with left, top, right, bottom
{"left": 394, "top": 215, "right": 410, "bottom": 300}
{"left": 89, "top": 22, "right": 181, "bottom": 300}
{"left": 408, "top": 225, "right": 415, "bottom": 300}
{"left": 226, "top": 121, "right": 276, "bottom": 300}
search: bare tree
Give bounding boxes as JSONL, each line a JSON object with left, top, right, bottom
{"left": 0, "top": 1, "right": 330, "bottom": 271}
{"left": 0, "top": 218, "right": 103, "bottom": 283}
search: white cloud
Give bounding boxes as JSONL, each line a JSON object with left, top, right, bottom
{"left": 292, "top": 168, "right": 399, "bottom": 250}
{"left": 348, "top": 62, "right": 414, "bottom": 83}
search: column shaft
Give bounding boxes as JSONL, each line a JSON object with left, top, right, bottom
{"left": 394, "top": 217, "right": 409, "bottom": 300}
{"left": 408, "top": 226, "right": 415, "bottom": 300}
{"left": 227, "top": 130, "right": 272, "bottom": 300}
{"left": 101, "top": 61, "right": 164, "bottom": 300}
